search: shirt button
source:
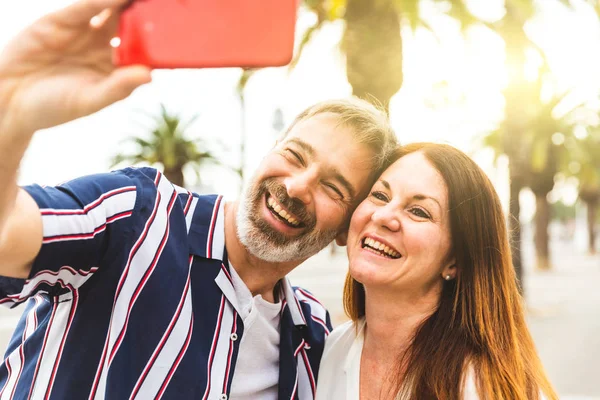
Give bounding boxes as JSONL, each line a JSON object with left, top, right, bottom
{"left": 230, "top": 333, "right": 238, "bottom": 341}
{"left": 220, "top": 394, "right": 228, "bottom": 400}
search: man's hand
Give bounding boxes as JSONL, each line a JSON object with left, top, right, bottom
{"left": 0, "top": 0, "right": 152, "bottom": 137}
{"left": 0, "top": 0, "right": 152, "bottom": 279}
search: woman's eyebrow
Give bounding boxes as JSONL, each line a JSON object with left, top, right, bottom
{"left": 412, "top": 194, "right": 442, "bottom": 210}
{"left": 379, "top": 179, "right": 391, "bottom": 190}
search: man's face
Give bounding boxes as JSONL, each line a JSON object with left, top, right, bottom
{"left": 237, "top": 113, "right": 375, "bottom": 262}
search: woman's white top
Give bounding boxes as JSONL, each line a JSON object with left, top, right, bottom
{"left": 315, "top": 319, "right": 480, "bottom": 400}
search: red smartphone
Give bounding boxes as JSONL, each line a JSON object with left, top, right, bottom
{"left": 115, "top": 0, "right": 298, "bottom": 69}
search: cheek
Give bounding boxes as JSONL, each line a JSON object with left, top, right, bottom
{"left": 314, "top": 195, "right": 346, "bottom": 230}
{"left": 255, "top": 153, "right": 289, "bottom": 178}
{"left": 347, "top": 203, "right": 372, "bottom": 243}
{"left": 404, "top": 225, "right": 445, "bottom": 257}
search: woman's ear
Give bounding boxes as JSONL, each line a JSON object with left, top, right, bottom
{"left": 335, "top": 231, "right": 348, "bottom": 246}
{"left": 442, "top": 258, "right": 457, "bottom": 280}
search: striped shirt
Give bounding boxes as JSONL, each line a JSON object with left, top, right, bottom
{"left": 0, "top": 167, "right": 332, "bottom": 400}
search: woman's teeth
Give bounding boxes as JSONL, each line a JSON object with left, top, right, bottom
{"left": 363, "top": 237, "right": 400, "bottom": 258}
{"left": 267, "top": 196, "right": 300, "bottom": 226}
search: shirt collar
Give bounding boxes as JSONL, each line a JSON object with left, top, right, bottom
{"left": 280, "top": 277, "right": 308, "bottom": 327}
{"left": 187, "top": 194, "right": 225, "bottom": 260}
{"left": 188, "top": 194, "right": 307, "bottom": 328}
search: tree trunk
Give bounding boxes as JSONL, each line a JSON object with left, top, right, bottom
{"left": 164, "top": 167, "right": 185, "bottom": 187}
{"left": 580, "top": 187, "right": 600, "bottom": 255}
{"left": 342, "top": 0, "right": 403, "bottom": 112}
{"left": 534, "top": 194, "right": 551, "bottom": 270}
{"left": 508, "top": 174, "right": 524, "bottom": 293}
{"left": 500, "top": 6, "right": 532, "bottom": 294}
{"left": 586, "top": 200, "right": 598, "bottom": 255}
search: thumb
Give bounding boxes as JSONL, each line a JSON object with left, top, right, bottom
{"left": 85, "top": 65, "right": 152, "bottom": 112}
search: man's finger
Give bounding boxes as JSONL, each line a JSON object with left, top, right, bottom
{"left": 50, "top": 0, "right": 130, "bottom": 26}
{"left": 84, "top": 66, "right": 152, "bottom": 113}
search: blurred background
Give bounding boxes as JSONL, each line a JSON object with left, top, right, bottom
{"left": 1, "top": 0, "right": 599, "bottom": 398}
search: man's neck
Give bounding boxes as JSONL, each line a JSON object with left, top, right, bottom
{"left": 223, "top": 201, "right": 304, "bottom": 303}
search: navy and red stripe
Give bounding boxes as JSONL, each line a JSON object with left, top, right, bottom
{"left": 0, "top": 168, "right": 331, "bottom": 400}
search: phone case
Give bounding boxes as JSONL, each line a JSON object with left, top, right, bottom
{"left": 115, "top": 0, "right": 298, "bottom": 68}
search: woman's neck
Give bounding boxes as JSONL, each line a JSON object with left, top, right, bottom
{"left": 362, "top": 284, "right": 441, "bottom": 362}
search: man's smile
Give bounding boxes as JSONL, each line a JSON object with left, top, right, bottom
{"left": 265, "top": 193, "right": 303, "bottom": 228}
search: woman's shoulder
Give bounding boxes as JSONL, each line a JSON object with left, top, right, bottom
{"left": 316, "top": 319, "right": 365, "bottom": 400}
{"left": 320, "top": 319, "right": 364, "bottom": 369}
{"left": 463, "top": 365, "right": 479, "bottom": 400}
{"left": 325, "top": 318, "right": 364, "bottom": 350}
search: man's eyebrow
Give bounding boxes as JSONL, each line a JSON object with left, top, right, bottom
{"left": 287, "top": 138, "right": 315, "bottom": 158}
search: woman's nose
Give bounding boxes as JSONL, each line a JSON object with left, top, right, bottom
{"left": 370, "top": 205, "right": 400, "bottom": 232}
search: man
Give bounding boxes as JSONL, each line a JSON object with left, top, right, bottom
{"left": 0, "top": 0, "right": 397, "bottom": 398}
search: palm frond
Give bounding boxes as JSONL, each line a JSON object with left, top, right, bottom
{"left": 445, "top": 0, "right": 479, "bottom": 31}
{"left": 395, "top": 0, "right": 421, "bottom": 31}
{"left": 110, "top": 104, "right": 228, "bottom": 187}
{"left": 236, "top": 69, "right": 258, "bottom": 95}
{"left": 289, "top": 22, "right": 326, "bottom": 71}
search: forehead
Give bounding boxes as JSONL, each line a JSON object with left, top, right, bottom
{"left": 283, "top": 113, "right": 376, "bottom": 185}
{"left": 285, "top": 113, "right": 355, "bottom": 147}
{"left": 382, "top": 152, "right": 448, "bottom": 203}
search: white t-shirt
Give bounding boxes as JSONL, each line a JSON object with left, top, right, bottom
{"left": 228, "top": 264, "right": 282, "bottom": 399}
{"left": 315, "top": 319, "right": 480, "bottom": 400}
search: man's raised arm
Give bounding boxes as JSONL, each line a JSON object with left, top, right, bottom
{"left": 0, "top": 0, "right": 151, "bottom": 278}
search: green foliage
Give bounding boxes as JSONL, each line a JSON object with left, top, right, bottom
{"left": 111, "top": 104, "right": 224, "bottom": 187}
{"left": 551, "top": 200, "right": 576, "bottom": 221}
{"left": 562, "top": 128, "right": 600, "bottom": 196}
{"left": 292, "top": 0, "right": 483, "bottom": 71}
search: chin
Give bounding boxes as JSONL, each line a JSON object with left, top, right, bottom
{"left": 348, "top": 262, "right": 379, "bottom": 286}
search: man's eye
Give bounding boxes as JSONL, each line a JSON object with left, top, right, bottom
{"left": 325, "top": 183, "right": 344, "bottom": 200}
{"left": 370, "top": 191, "right": 388, "bottom": 202}
{"left": 409, "top": 207, "right": 431, "bottom": 219}
{"left": 286, "top": 148, "right": 304, "bottom": 165}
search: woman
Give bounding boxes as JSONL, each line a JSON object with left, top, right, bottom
{"left": 316, "top": 143, "right": 557, "bottom": 400}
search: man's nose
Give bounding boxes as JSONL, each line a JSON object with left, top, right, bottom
{"left": 370, "top": 204, "right": 400, "bottom": 232}
{"left": 284, "top": 168, "right": 319, "bottom": 205}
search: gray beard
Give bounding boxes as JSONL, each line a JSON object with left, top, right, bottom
{"left": 236, "top": 184, "right": 338, "bottom": 263}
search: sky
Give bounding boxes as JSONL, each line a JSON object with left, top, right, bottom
{"left": 1, "top": 0, "right": 599, "bottom": 221}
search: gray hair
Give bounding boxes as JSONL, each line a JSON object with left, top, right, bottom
{"left": 281, "top": 98, "right": 399, "bottom": 177}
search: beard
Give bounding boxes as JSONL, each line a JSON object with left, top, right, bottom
{"left": 236, "top": 177, "right": 339, "bottom": 262}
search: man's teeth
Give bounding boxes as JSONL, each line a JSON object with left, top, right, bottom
{"left": 364, "top": 237, "right": 400, "bottom": 258}
{"left": 267, "top": 197, "right": 300, "bottom": 226}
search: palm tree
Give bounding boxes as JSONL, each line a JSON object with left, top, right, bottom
{"left": 526, "top": 87, "right": 577, "bottom": 271}
{"left": 487, "top": 0, "right": 568, "bottom": 286}
{"left": 294, "top": 0, "right": 481, "bottom": 112}
{"left": 111, "top": 104, "right": 222, "bottom": 187}
{"left": 484, "top": 77, "right": 581, "bottom": 272}
{"left": 579, "top": 185, "right": 600, "bottom": 255}
{"left": 562, "top": 131, "right": 600, "bottom": 254}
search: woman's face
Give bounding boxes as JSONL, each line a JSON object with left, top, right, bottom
{"left": 347, "top": 152, "right": 455, "bottom": 294}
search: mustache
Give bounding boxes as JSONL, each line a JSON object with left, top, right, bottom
{"left": 261, "top": 179, "right": 315, "bottom": 228}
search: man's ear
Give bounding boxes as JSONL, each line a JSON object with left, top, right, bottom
{"left": 335, "top": 231, "right": 348, "bottom": 246}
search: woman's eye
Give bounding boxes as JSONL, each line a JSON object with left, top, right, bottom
{"left": 370, "top": 191, "right": 388, "bottom": 202}
{"left": 410, "top": 207, "right": 431, "bottom": 219}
